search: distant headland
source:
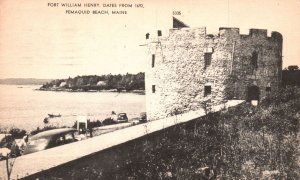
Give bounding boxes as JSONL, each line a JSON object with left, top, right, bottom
{"left": 39, "top": 72, "right": 145, "bottom": 93}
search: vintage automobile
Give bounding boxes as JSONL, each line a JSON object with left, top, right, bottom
{"left": 116, "top": 113, "right": 128, "bottom": 123}
{"left": 139, "top": 112, "right": 147, "bottom": 123}
{"left": 23, "top": 128, "right": 78, "bottom": 155}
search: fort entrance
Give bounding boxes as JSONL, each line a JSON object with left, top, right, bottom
{"left": 247, "top": 86, "right": 260, "bottom": 102}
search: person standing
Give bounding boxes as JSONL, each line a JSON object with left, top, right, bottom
{"left": 88, "top": 125, "right": 93, "bottom": 138}
{"left": 88, "top": 120, "right": 93, "bottom": 137}
{"left": 111, "top": 111, "right": 117, "bottom": 122}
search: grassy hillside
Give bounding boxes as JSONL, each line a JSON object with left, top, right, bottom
{"left": 27, "top": 87, "right": 300, "bottom": 179}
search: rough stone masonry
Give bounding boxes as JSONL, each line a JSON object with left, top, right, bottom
{"left": 145, "top": 22, "right": 282, "bottom": 120}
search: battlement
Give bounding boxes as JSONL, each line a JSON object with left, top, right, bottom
{"left": 249, "top": 29, "right": 268, "bottom": 37}
{"left": 271, "top": 31, "right": 283, "bottom": 43}
{"left": 145, "top": 27, "right": 282, "bottom": 43}
{"left": 219, "top": 27, "right": 240, "bottom": 38}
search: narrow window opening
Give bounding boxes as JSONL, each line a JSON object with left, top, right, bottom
{"left": 233, "top": 82, "right": 237, "bottom": 99}
{"left": 152, "top": 54, "right": 155, "bottom": 68}
{"left": 266, "top": 83, "right": 271, "bottom": 92}
{"left": 251, "top": 51, "right": 258, "bottom": 69}
{"left": 152, "top": 85, "right": 156, "bottom": 93}
{"left": 146, "top": 33, "right": 150, "bottom": 39}
{"left": 204, "top": 86, "right": 211, "bottom": 96}
{"left": 158, "top": 30, "right": 162, "bottom": 36}
{"left": 204, "top": 53, "right": 212, "bottom": 68}
{"left": 247, "top": 86, "right": 260, "bottom": 102}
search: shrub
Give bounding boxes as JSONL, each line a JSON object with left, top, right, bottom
{"left": 9, "top": 128, "right": 27, "bottom": 139}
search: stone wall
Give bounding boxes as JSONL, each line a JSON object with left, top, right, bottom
{"left": 145, "top": 27, "right": 282, "bottom": 120}
{"left": 229, "top": 29, "right": 283, "bottom": 100}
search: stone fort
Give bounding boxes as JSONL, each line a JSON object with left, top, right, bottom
{"left": 145, "top": 18, "right": 283, "bottom": 120}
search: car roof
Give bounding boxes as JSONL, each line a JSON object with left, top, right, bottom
{"left": 30, "top": 128, "right": 77, "bottom": 140}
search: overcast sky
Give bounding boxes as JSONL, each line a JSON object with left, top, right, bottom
{"left": 0, "top": 0, "right": 299, "bottom": 79}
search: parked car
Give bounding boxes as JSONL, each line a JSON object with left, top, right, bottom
{"left": 23, "top": 128, "right": 78, "bottom": 155}
{"left": 139, "top": 112, "right": 147, "bottom": 123}
{"left": 116, "top": 113, "right": 128, "bottom": 123}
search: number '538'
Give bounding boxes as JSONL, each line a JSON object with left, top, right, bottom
{"left": 173, "top": 11, "right": 181, "bottom": 15}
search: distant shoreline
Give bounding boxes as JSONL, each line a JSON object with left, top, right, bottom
{"left": 0, "top": 78, "right": 52, "bottom": 85}
{"left": 37, "top": 88, "right": 145, "bottom": 94}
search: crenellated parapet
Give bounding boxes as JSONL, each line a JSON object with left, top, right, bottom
{"left": 145, "top": 27, "right": 282, "bottom": 44}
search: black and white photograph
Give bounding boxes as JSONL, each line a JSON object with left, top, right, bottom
{"left": 0, "top": 0, "right": 299, "bottom": 179}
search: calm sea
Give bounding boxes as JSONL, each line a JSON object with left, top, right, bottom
{"left": 0, "top": 85, "right": 145, "bottom": 132}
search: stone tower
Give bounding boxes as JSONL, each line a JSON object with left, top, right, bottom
{"left": 145, "top": 20, "right": 282, "bottom": 120}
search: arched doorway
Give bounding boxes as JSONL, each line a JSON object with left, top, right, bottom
{"left": 247, "top": 86, "right": 260, "bottom": 102}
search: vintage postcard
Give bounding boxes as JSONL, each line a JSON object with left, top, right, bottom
{"left": 0, "top": 0, "right": 299, "bottom": 179}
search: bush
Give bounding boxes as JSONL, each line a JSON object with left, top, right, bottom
{"left": 89, "top": 120, "right": 103, "bottom": 128}
{"left": 102, "top": 118, "right": 117, "bottom": 126}
{"left": 9, "top": 128, "right": 27, "bottom": 139}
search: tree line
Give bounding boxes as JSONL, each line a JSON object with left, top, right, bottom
{"left": 282, "top": 65, "right": 300, "bottom": 87}
{"left": 40, "top": 72, "right": 145, "bottom": 92}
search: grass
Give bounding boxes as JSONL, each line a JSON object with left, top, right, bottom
{"left": 25, "top": 87, "right": 300, "bottom": 179}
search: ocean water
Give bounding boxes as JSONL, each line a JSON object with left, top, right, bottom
{"left": 0, "top": 85, "right": 145, "bottom": 132}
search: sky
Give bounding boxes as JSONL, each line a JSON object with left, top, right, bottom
{"left": 0, "top": 0, "right": 299, "bottom": 79}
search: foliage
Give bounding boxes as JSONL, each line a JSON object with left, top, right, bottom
{"left": 282, "top": 65, "right": 300, "bottom": 87}
{"left": 287, "top": 65, "right": 299, "bottom": 71}
{"left": 102, "top": 118, "right": 117, "bottom": 126}
{"left": 88, "top": 120, "right": 103, "bottom": 128}
{"left": 40, "top": 72, "right": 145, "bottom": 92}
{"left": 8, "top": 128, "right": 27, "bottom": 139}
